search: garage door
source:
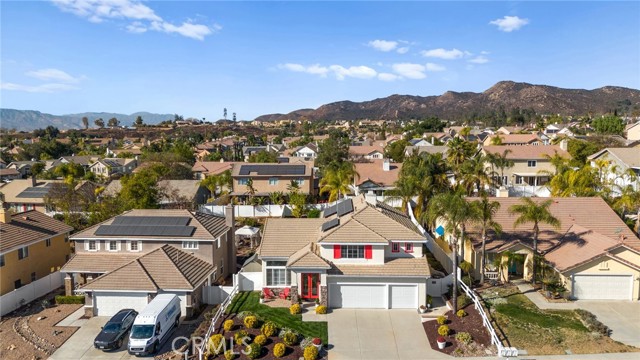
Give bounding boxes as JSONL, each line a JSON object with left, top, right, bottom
{"left": 389, "top": 285, "right": 418, "bottom": 309}
{"left": 329, "top": 284, "right": 386, "bottom": 308}
{"left": 572, "top": 275, "right": 633, "bottom": 300}
{"left": 95, "top": 292, "right": 148, "bottom": 316}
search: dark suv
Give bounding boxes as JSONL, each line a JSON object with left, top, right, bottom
{"left": 94, "top": 309, "right": 138, "bottom": 351}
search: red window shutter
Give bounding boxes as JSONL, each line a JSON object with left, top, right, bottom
{"left": 365, "top": 245, "right": 372, "bottom": 259}
{"left": 334, "top": 245, "right": 341, "bottom": 259}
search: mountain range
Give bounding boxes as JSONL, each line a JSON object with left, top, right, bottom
{"left": 0, "top": 110, "right": 174, "bottom": 131}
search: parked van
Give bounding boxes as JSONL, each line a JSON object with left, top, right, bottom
{"left": 127, "top": 294, "right": 181, "bottom": 356}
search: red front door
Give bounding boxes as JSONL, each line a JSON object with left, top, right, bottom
{"left": 301, "top": 273, "right": 320, "bottom": 299}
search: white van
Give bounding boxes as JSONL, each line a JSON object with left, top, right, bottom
{"left": 128, "top": 294, "right": 181, "bottom": 356}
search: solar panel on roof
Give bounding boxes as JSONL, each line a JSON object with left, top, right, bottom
{"left": 323, "top": 204, "right": 337, "bottom": 218}
{"left": 336, "top": 199, "right": 354, "bottom": 217}
{"left": 112, "top": 216, "right": 191, "bottom": 226}
{"left": 238, "top": 164, "right": 306, "bottom": 176}
{"left": 321, "top": 218, "right": 340, "bottom": 232}
{"left": 94, "top": 225, "right": 196, "bottom": 237}
{"left": 16, "top": 184, "right": 54, "bottom": 198}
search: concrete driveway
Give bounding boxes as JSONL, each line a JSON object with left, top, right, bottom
{"left": 577, "top": 301, "right": 640, "bottom": 347}
{"left": 327, "top": 309, "right": 448, "bottom": 360}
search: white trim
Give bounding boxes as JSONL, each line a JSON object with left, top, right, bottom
{"left": 319, "top": 242, "right": 388, "bottom": 246}
{"left": 107, "top": 240, "right": 119, "bottom": 252}
{"left": 72, "top": 237, "right": 215, "bottom": 241}
{"left": 86, "top": 240, "right": 99, "bottom": 252}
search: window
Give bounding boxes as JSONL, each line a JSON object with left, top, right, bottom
{"left": 391, "top": 242, "right": 400, "bottom": 253}
{"left": 129, "top": 241, "right": 141, "bottom": 252}
{"left": 31, "top": 272, "right": 36, "bottom": 282}
{"left": 18, "top": 246, "right": 29, "bottom": 260}
{"left": 182, "top": 241, "right": 199, "bottom": 250}
{"left": 14, "top": 279, "right": 22, "bottom": 289}
{"left": 599, "top": 261, "right": 609, "bottom": 270}
{"left": 527, "top": 160, "right": 537, "bottom": 167}
{"left": 0, "top": 255, "right": 4, "bottom": 267}
{"left": 220, "top": 258, "right": 224, "bottom": 275}
{"left": 514, "top": 176, "right": 523, "bottom": 185}
{"left": 265, "top": 261, "right": 289, "bottom": 287}
{"left": 108, "top": 241, "right": 118, "bottom": 251}
{"left": 405, "top": 243, "right": 414, "bottom": 253}
{"left": 295, "top": 178, "right": 305, "bottom": 186}
{"left": 87, "top": 240, "right": 97, "bottom": 251}
{"left": 46, "top": 239, "right": 51, "bottom": 247}
{"left": 268, "top": 177, "right": 279, "bottom": 185}
{"left": 341, "top": 245, "right": 365, "bottom": 259}
{"left": 238, "top": 178, "right": 249, "bottom": 185}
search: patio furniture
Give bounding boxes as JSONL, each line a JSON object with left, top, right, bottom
{"left": 279, "top": 287, "right": 290, "bottom": 299}
{"left": 262, "top": 287, "right": 276, "bottom": 299}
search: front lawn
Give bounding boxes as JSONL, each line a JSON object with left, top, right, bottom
{"left": 226, "top": 291, "right": 328, "bottom": 344}
{"left": 481, "top": 286, "right": 639, "bottom": 355}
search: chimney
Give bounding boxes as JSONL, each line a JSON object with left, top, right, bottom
{"left": 225, "top": 204, "right": 235, "bottom": 230}
{"left": 431, "top": 136, "right": 435, "bottom": 145}
{"left": 559, "top": 139, "right": 568, "bottom": 151}
{"left": 496, "top": 186, "right": 510, "bottom": 198}
{"left": 383, "top": 158, "right": 390, "bottom": 172}
{"left": 31, "top": 175, "right": 37, "bottom": 187}
{"left": 0, "top": 198, "right": 11, "bottom": 224}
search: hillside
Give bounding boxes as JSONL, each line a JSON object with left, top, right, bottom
{"left": 0, "top": 109, "right": 175, "bottom": 131}
{"left": 254, "top": 81, "right": 640, "bottom": 122}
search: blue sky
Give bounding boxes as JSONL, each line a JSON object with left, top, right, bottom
{"left": 1, "top": 1, "right": 639, "bottom": 121}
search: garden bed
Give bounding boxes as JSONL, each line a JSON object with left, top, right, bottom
{"left": 423, "top": 304, "right": 494, "bottom": 357}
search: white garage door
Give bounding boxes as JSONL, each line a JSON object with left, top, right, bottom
{"left": 572, "top": 274, "right": 633, "bottom": 300}
{"left": 389, "top": 285, "right": 418, "bottom": 309}
{"left": 329, "top": 284, "right": 386, "bottom": 308}
{"left": 95, "top": 292, "right": 148, "bottom": 316}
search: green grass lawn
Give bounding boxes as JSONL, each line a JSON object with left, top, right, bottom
{"left": 226, "top": 291, "right": 328, "bottom": 344}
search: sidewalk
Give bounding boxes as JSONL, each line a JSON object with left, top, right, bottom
{"left": 515, "top": 282, "right": 577, "bottom": 310}
{"left": 55, "top": 306, "right": 88, "bottom": 327}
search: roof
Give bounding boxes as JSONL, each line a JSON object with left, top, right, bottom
{"left": 287, "top": 244, "right": 331, "bottom": 269}
{"left": 232, "top": 163, "right": 312, "bottom": 177}
{"left": 319, "top": 218, "right": 389, "bottom": 243}
{"left": 354, "top": 160, "right": 402, "bottom": 187}
{"left": 0, "top": 168, "right": 20, "bottom": 176}
{"left": 71, "top": 209, "right": 228, "bottom": 240}
{"left": 463, "top": 197, "right": 639, "bottom": 254}
{"left": 404, "top": 145, "right": 448, "bottom": 156}
{"left": 545, "top": 224, "right": 620, "bottom": 272}
{"left": 259, "top": 218, "right": 324, "bottom": 257}
{"left": 61, "top": 253, "right": 140, "bottom": 273}
{"left": 482, "top": 145, "right": 571, "bottom": 160}
{"left": 329, "top": 257, "right": 431, "bottom": 277}
{"left": 0, "top": 210, "right": 73, "bottom": 253}
{"left": 348, "top": 145, "right": 385, "bottom": 156}
{"left": 81, "top": 245, "right": 215, "bottom": 292}
{"left": 486, "top": 134, "right": 541, "bottom": 144}
{"left": 158, "top": 180, "right": 205, "bottom": 203}
{"left": 587, "top": 148, "right": 640, "bottom": 168}
{"left": 0, "top": 179, "right": 61, "bottom": 204}
{"left": 191, "top": 161, "right": 236, "bottom": 176}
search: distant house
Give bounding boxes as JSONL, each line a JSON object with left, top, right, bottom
{"left": 587, "top": 148, "right": 640, "bottom": 193}
{"left": 0, "top": 178, "right": 58, "bottom": 213}
{"left": 408, "top": 138, "right": 432, "bottom": 147}
{"left": 6, "top": 161, "right": 41, "bottom": 178}
{"left": 231, "top": 163, "right": 314, "bottom": 198}
{"left": 158, "top": 180, "right": 211, "bottom": 209}
{"left": 352, "top": 159, "right": 402, "bottom": 199}
{"left": 348, "top": 145, "right": 385, "bottom": 160}
{"left": 291, "top": 143, "right": 318, "bottom": 159}
{"left": 191, "top": 161, "right": 237, "bottom": 180}
{"left": 404, "top": 145, "right": 448, "bottom": 158}
{"left": 483, "top": 134, "right": 546, "bottom": 146}
{"left": 626, "top": 122, "right": 640, "bottom": 142}
{"left": 0, "top": 168, "right": 20, "bottom": 181}
{"left": 89, "top": 158, "right": 137, "bottom": 178}
{"left": 47, "top": 155, "right": 100, "bottom": 172}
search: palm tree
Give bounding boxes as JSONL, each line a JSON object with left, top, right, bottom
{"left": 471, "top": 196, "right": 502, "bottom": 284}
{"left": 611, "top": 185, "right": 640, "bottom": 233}
{"left": 319, "top": 162, "right": 358, "bottom": 202}
{"left": 446, "top": 137, "right": 473, "bottom": 172}
{"left": 508, "top": 198, "right": 561, "bottom": 285}
{"left": 547, "top": 166, "right": 600, "bottom": 197}
{"left": 268, "top": 191, "right": 285, "bottom": 205}
{"left": 384, "top": 175, "right": 417, "bottom": 212}
{"left": 459, "top": 154, "right": 493, "bottom": 195}
{"left": 489, "top": 149, "right": 514, "bottom": 187}
{"left": 287, "top": 179, "right": 300, "bottom": 193}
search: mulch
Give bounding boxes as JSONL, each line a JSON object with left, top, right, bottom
{"left": 423, "top": 304, "right": 492, "bottom": 356}
{"left": 206, "top": 315, "right": 325, "bottom": 360}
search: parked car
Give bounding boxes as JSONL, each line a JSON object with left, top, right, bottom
{"left": 128, "top": 294, "right": 181, "bottom": 356}
{"left": 94, "top": 309, "right": 138, "bottom": 351}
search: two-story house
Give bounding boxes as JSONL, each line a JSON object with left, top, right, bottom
{"left": 483, "top": 133, "right": 547, "bottom": 146}
{"left": 231, "top": 163, "right": 314, "bottom": 200}
{"left": 258, "top": 196, "right": 430, "bottom": 309}
{"left": 0, "top": 204, "right": 73, "bottom": 308}
{"left": 587, "top": 148, "right": 640, "bottom": 194}
{"left": 352, "top": 159, "right": 402, "bottom": 200}
{"left": 348, "top": 145, "right": 385, "bottom": 161}
{"left": 290, "top": 143, "right": 318, "bottom": 159}
{"left": 88, "top": 158, "right": 137, "bottom": 178}
{"left": 6, "top": 161, "right": 41, "bottom": 178}
{"left": 61, "top": 208, "right": 235, "bottom": 317}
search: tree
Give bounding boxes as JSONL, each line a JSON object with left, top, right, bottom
{"left": 120, "top": 169, "right": 161, "bottom": 209}
{"left": 82, "top": 116, "right": 89, "bottom": 130}
{"left": 233, "top": 112, "right": 237, "bottom": 122}
{"left": 320, "top": 162, "right": 357, "bottom": 202}
{"left": 547, "top": 166, "right": 600, "bottom": 197}
{"left": 315, "top": 130, "right": 350, "bottom": 172}
{"left": 567, "top": 139, "right": 602, "bottom": 166}
{"left": 268, "top": 191, "right": 285, "bottom": 205}
{"left": 223, "top": 108, "right": 227, "bottom": 120}
{"left": 384, "top": 139, "right": 409, "bottom": 163}
{"left": 592, "top": 115, "right": 624, "bottom": 135}
{"left": 508, "top": 198, "right": 561, "bottom": 285}
{"left": 446, "top": 137, "right": 474, "bottom": 174}
{"left": 135, "top": 116, "right": 144, "bottom": 126}
{"left": 248, "top": 150, "right": 278, "bottom": 163}
{"left": 471, "top": 196, "right": 502, "bottom": 284}
{"left": 487, "top": 149, "right": 514, "bottom": 187}
{"left": 94, "top": 118, "right": 105, "bottom": 128}
{"left": 107, "top": 117, "right": 120, "bottom": 128}
{"left": 611, "top": 185, "right": 640, "bottom": 233}
{"left": 289, "top": 191, "right": 308, "bottom": 218}
{"left": 459, "top": 153, "right": 492, "bottom": 195}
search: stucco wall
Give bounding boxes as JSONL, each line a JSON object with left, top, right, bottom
{"left": 559, "top": 255, "right": 640, "bottom": 300}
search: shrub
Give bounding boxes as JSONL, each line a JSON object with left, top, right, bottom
{"left": 224, "top": 349, "right": 235, "bottom": 360}
{"left": 315, "top": 305, "right": 327, "bottom": 314}
{"left": 245, "top": 343, "right": 262, "bottom": 359}
{"left": 436, "top": 315, "right": 447, "bottom": 325}
{"left": 223, "top": 320, "right": 234, "bottom": 332}
{"left": 208, "top": 334, "right": 225, "bottom": 355}
{"left": 54, "top": 295, "right": 85, "bottom": 304}
{"left": 254, "top": 334, "right": 267, "bottom": 346}
{"left": 438, "top": 325, "right": 450, "bottom": 336}
{"left": 282, "top": 331, "right": 299, "bottom": 346}
{"left": 437, "top": 336, "right": 446, "bottom": 343}
{"left": 457, "top": 294, "right": 472, "bottom": 309}
{"left": 307, "top": 209, "right": 321, "bottom": 218}
{"left": 455, "top": 332, "right": 472, "bottom": 345}
{"left": 289, "top": 303, "right": 301, "bottom": 315}
{"left": 300, "top": 337, "right": 313, "bottom": 350}
{"left": 456, "top": 309, "right": 467, "bottom": 318}
{"left": 261, "top": 321, "right": 278, "bottom": 337}
{"left": 575, "top": 309, "right": 610, "bottom": 336}
{"left": 273, "top": 343, "right": 286, "bottom": 358}
{"left": 244, "top": 315, "right": 259, "bottom": 329}
{"left": 237, "top": 311, "right": 256, "bottom": 320}
{"left": 303, "top": 345, "right": 319, "bottom": 360}
{"left": 234, "top": 330, "right": 250, "bottom": 346}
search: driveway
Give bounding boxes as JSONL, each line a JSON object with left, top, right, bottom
{"left": 577, "top": 301, "right": 640, "bottom": 347}
{"left": 327, "top": 309, "right": 448, "bottom": 360}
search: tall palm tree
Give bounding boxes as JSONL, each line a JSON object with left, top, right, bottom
{"left": 547, "top": 166, "right": 600, "bottom": 197}
{"left": 471, "top": 196, "right": 502, "bottom": 284}
{"left": 508, "top": 198, "right": 561, "bottom": 285}
{"left": 611, "top": 184, "right": 640, "bottom": 233}
{"left": 319, "top": 161, "right": 358, "bottom": 202}
{"left": 384, "top": 175, "right": 417, "bottom": 212}
{"left": 489, "top": 149, "right": 514, "bottom": 187}
{"left": 459, "top": 154, "right": 493, "bottom": 195}
{"left": 446, "top": 137, "right": 473, "bottom": 172}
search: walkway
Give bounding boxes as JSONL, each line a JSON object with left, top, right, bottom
{"left": 515, "top": 283, "right": 577, "bottom": 310}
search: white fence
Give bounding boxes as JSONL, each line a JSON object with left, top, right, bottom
{"left": 201, "top": 203, "right": 340, "bottom": 218}
{"left": 202, "top": 271, "right": 263, "bottom": 305}
{"left": 0, "top": 272, "right": 64, "bottom": 317}
{"left": 237, "top": 271, "right": 262, "bottom": 291}
{"left": 198, "top": 284, "right": 239, "bottom": 360}
{"left": 407, "top": 203, "right": 453, "bottom": 274}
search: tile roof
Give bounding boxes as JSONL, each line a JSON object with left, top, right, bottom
{"left": 375, "top": 201, "right": 421, "bottom": 234}
{"left": 354, "top": 160, "right": 402, "bottom": 187}
{"left": 0, "top": 210, "right": 74, "bottom": 253}
{"left": 259, "top": 218, "right": 324, "bottom": 257}
{"left": 482, "top": 145, "right": 571, "bottom": 160}
{"left": 0, "top": 168, "right": 20, "bottom": 176}
{"left": 81, "top": 245, "right": 215, "bottom": 291}
{"left": 287, "top": 244, "right": 331, "bottom": 269}
{"left": 587, "top": 148, "right": 640, "bottom": 167}
{"left": 404, "top": 145, "right": 448, "bottom": 156}
{"left": 486, "top": 134, "right": 541, "bottom": 144}
{"left": 0, "top": 179, "right": 61, "bottom": 203}
{"left": 349, "top": 205, "right": 424, "bottom": 240}
{"left": 158, "top": 180, "right": 205, "bottom": 203}
{"left": 545, "top": 224, "right": 620, "bottom": 272}
{"left": 348, "top": 145, "right": 385, "bottom": 156}
{"left": 319, "top": 218, "right": 389, "bottom": 243}
{"left": 61, "top": 253, "right": 140, "bottom": 273}
{"left": 329, "top": 257, "right": 431, "bottom": 277}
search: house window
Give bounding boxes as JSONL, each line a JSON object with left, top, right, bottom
{"left": 341, "top": 245, "right": 365, "bottom": 259}
{"left": 182, "top": 241, "right": 199, "bottom": 250}
{"left": 0, "top": 255, "right": 4, "bottom": 267}
{"left": 31, "top": 272, "right": 36, "bottom": 282}
{"left": 268, "top": 178, "right": 279, "bottom": 185}
{"left": 220, "top": 258, "right": 224, "bottom": 275}
{"left": 45, "top": 238, "right": 51, "bottom": 247}
{"left": 87, "top": 240, "right": 97, "bottom": 251}
{"left": 295, "top": 178, "right": 305, "bottom": 186}
{"left": 14, "top": 279, "right": 22, "bottom": 289}
{"left": 108, "top": 241, "right": 118, "bottom": 251}
{"left": 392, "top": 243, "right": 400, "bottom": 253}
{"left": 266, "top": 261, "right": 289, "bottom": 287}
{"left": 238, "top": 178, "right": 249, "bottom": 185}
{"left": 514, "top": 176, "right": 523, "bottom": 185}
{"left": 18, "top": 246, "right": 29, "bottom": 260}
{"left": 599, "top": 261, "right": 609, "bottom": 270}
{"left": 129, "top": 241, "right": 141, "bottom": 252}
{"left": 405, "top": 243, "right": 414, "bottom": 253}
{"left": 527, "top": 160, "right": 537, "bottom": 167}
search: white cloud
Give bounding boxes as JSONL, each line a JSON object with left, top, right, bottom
{"left": 51, "top": 0, "right": 219, "bottom": 40}
{"left": 392, "top": 63, "right": 426, "bottom": 79}
{"left": 489, "top": 16, "right": 529, "bottom": 32}
{"left": 480, "top": 50, "right": 490, "bottom": 55}
{"left": 329, "top": 65, "right": 377, "bottom": 80}
{"left": 0, "top": 82, "right": 78, "bottom": 93}
{"left": 367, "top": 40, "right": 398, "bottom": 52}
{"left": 468, "top": 56, "right": 489, "bottom": 64}
{"left": 396, "top": 47, "right": 409, "bottom": 54}
{"left": 26, "top": 68, "right": 82, "bottom": 83}
{"left": 378, "top": 73, "right": 400, "bottom": 82}
{"left": 278, "top": 63, "right": 329, "bottom": 77}
{"left": 425, "top": 63, "right": 446, "bottom": 72}
{"left": 421, "top": 48, "right": 465, "bottom": 60}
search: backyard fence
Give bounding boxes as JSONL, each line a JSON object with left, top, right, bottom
{"left": 198, "top": 284, "right": 238, "bottom": 360}
{"left": 407, "top": 203, "right": 453, "bottom": 274}
{"left": 0, "top": 272, "right": 64, "bottom": 317}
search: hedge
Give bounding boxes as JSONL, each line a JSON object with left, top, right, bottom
{"left": 55, "top": 295, "right": 85, "bottom": 304}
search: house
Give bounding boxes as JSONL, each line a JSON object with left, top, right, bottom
{"left": 408, "top": 138, "right": 432, "bottom": 147}
{"left": 158, "top": 180, "right": 211, "bottom": 209}
{"left": 625, "top": 122, "right": 640, "bottom": 141}
{"left": 483, "top": 134, "right": 546, "bottom": 146}
{"left": 89, "top": 158, "right": 137, "bottom": 178}
{"left": 587, "top": 148, "right": 640, "bottom": 193}
{"left": 404, "top": 145, "right": 448, "bottom": 158}
{"left": 481, "top": 144, "right": 571, "bottom": 196}
{"left": 192, "top": 161, "right": 237, "bottom": 180}
{"left": 47, "top": 155, "right": 100, "bottom": 172}
{"left": 7, "top": 161, "right": 41, "bottom": 178}
{"left": 0, "top": 205, "right": 73, "bottom": 298}
{"left": 544, "top": 124, "right": 575, "bottom": 138}
{"left": 496, "top": 126, "right": 527, "bottom": 135}
{"left": 258, "top": 196, "right": 430, "bottom": 309}
{"left": 348, "top": 145, "right": 385, "bottom": 160}
{"left": 231, "top": 163, "right": 314, "bottom": 198}
{"left": 352, "top": 159, "right": 402, "bottom": 198}
{"left": 105, "top": 147, "right": 142, "bottom": 157}
{"left": 442, "top": 197, "right": 640, "bottom": 301}
{"left": 0, "top": 168, "right": 20, "bottom": 181}
{"left": 0, "top": 178, "right": 59, "bottom": 213}
{"left": 61, "top": 208, "right": 235, "bottom": 317}
{"left": 291, "top": 143, "right": 318, "bottom": 159}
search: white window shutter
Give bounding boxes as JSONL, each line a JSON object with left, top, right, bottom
{"left": 84, "top": 241, "right": 88, "bottom": 251}
{"left": 118, "top": 241, "right": 122, "bottom": 251}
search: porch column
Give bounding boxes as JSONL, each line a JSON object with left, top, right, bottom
{"left": 84, "top": 292, "right": 94, "bottom": 318}
{"left": 290, "top": 285, "right": 299, "bottom": 305}
{"left": 64, "top": 273, "right": 75, "bottom": 296}
{"left": 320, "top": 286, "right": 328, "bottom": 307}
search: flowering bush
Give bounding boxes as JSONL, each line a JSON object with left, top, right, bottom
{"left": 455, "top": 332, "right": 472, "bottom": 344}
{"left": 234, "top": 330, "right": 249, "bottom": 345}
{"left": 315, "top": 305, "right": 327, "bottom": 314}
{"left": 436, "top": 315, "right": 447, "bottom": 325}
{"left": 254, "top": 334, "right": 267, "bottom": 346}
{"left": 290, "top": 303, "right": 301, "bottom": 315}
{"left": 273, "top": 343, "right": 286, "bottom": 358}
{"left": 224, "top": 349, "right": 235, "bottom": 360}
{"left": 281, "top": 331, "right": 299, "bottom": 346}
{"left": 245, "top": 343, "right": 262, "bottom": 359}
{"left": 261, "top": 321, "right": 278, "bottom": 337}
{"left": 207, "top": 334, "right": 225, "bottom": 355}
{"left": 456, "top": 309, "right": 467, "bottom": 318}
{"left": 437, "top": 325, "right": 450, "bottom": 336}
{"left": 244, "top": 315, "right": 259, "bottom": 329}
{"left": 223, "top": 320, "right": 234, "bottom": 332}
{"left": 303, "top": 345, "right": 319, "bottom": 360}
